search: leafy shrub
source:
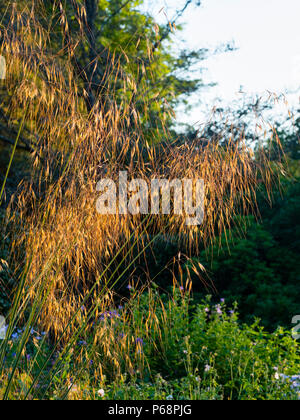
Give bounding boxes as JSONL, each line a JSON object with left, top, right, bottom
{"left": 3, "top": 288, "right": 298, "bottom": 400}
{"left": 119, "top": 289, "right": 300, "bottom": 400}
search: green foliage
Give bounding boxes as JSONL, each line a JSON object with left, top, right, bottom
{"left": 105, "top": 373, "right": 223, "bottom": 401}
{"left": 189, "top": 193, "right": 300, "bottom": 330}
{"left": 2, "top": 288, "right": 299, "bottom": 400}
{"left": 124, "top": 290, "right": 299, "bottom": 400}
{"left": 259, "top": 179, "right": 300, "bottom": 254}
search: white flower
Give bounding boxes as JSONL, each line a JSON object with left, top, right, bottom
{"left": 70, "top": 384, "right": 79, "bottom": 394}
{"left": 215, "top": 305, "right": 222, "bottom": 315}
{"left": 0, "top": 316, "right": 7, "bottom": 340}
{"left": 97, "top": 389, "right": 105, "bottom": 398}
{"left": 166, "top": 395, "right": 173, "bottom": 400}
{"left": 205, "top": 365, "right": 212, "bottom": 373}
{"left": 274, "top": 372, "right": 280, "bottom": 380}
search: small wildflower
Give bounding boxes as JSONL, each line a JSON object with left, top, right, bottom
{"left": 70, "top": 384, "right": 79, "bottom": 394}
{"left": 216, "top": 304, "right": 222, "bottom": 315}
{"left": 166, "top": 395, "right": 173, "bottom": 400}
{"left": 136, "top": 337, "right": 144, "bottom": 345}
{"left": 274, "top": 372, "right": 280, "bottom": 380}
{"left": 97, "top": 389, "right": 105, "bottom": 398}
{"left": 111, "top": 310, "right": 120, "bottom": 318}
{"left": 205, "top": 365, "right": 212, "bottom": 373}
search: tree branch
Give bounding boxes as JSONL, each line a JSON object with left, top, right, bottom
{"left": 98, "top": 0, "right": 131, "bottom": 35}
{"left": 152, "top": 0, "right": 195, "bottom": 54}
{"left": 126, "top": 1, "right": 194, "bottom": 119}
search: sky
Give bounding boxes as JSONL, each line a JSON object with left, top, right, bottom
{"left": 145, "top": 0, "right": 300, "bottom": 125}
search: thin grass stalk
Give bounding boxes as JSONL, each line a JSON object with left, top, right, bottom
{"left": 0, "top": 105, "right": 28, "bottom": 206}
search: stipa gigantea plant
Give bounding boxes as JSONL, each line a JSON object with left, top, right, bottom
{"left": 0, "top": 213, "right": 168, "bottom": 400}
{"left": 2, "top": 159, "right": 181, "bottom": 395}
{"left": 0, "top": 2, "right": 286, "bottom": 337}
{"left": 0, "top": 129, "right": 296, "bottom": 400}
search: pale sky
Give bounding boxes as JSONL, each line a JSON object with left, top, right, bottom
{"left": 145, "top": 0, "right": 300, "bottom": 125}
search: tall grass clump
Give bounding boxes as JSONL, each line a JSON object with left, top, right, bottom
{"left": 0, "top": 2, "right": 295, "bottom": 400}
